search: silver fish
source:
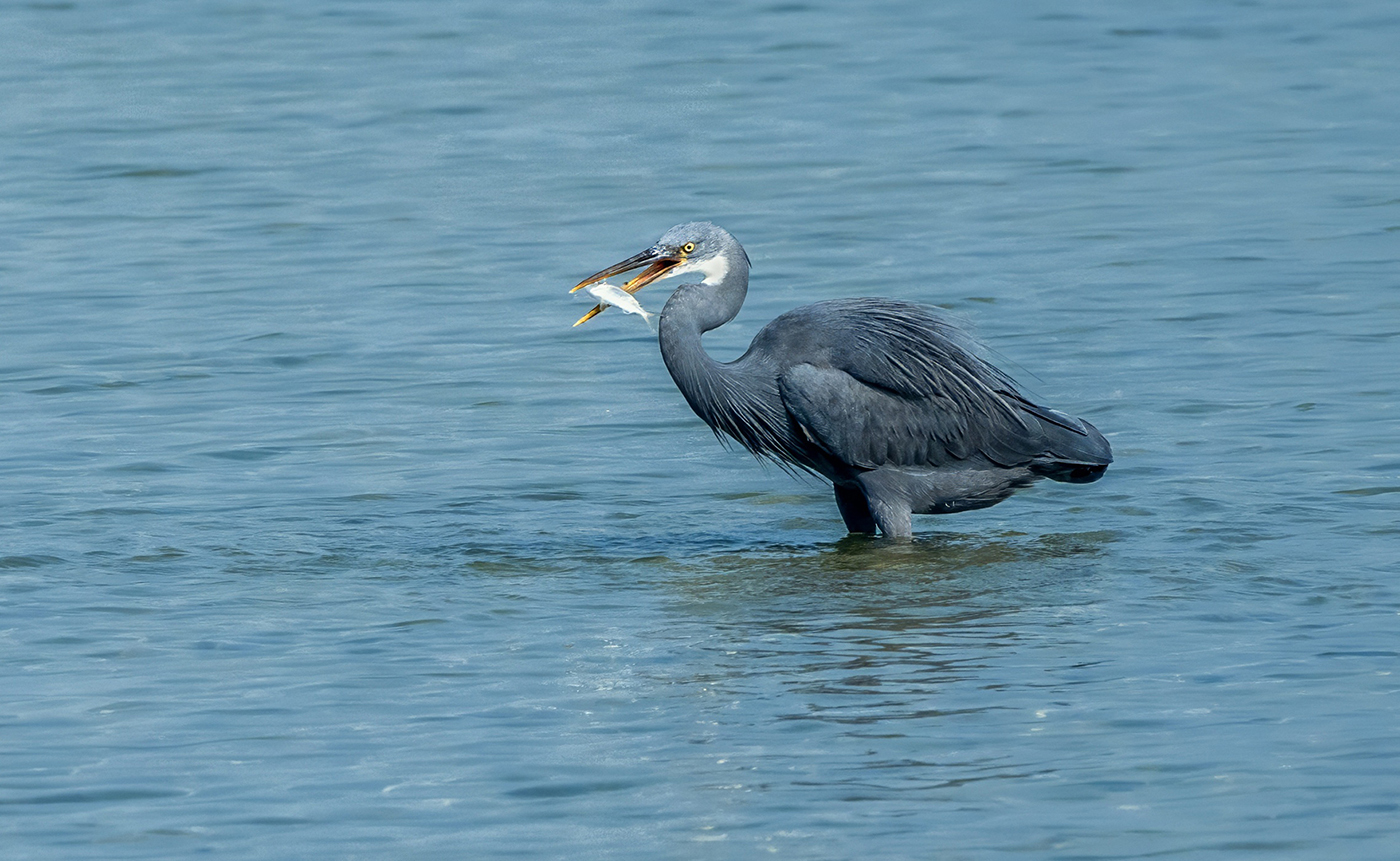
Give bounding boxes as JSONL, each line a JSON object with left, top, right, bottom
{"left": 578, "top": 282, "right": 656, "bottom": 328}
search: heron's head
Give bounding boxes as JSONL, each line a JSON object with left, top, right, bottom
{"left": 570, "top": 222, "right": 746, "bottom": 326}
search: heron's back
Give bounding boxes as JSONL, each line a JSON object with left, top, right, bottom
{"left": 749, "top": 298, "right": 1112, "bottom": 476}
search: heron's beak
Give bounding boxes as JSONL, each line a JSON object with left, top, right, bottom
{"left": 569, "top": 245, "right": 684, "bottom": 326}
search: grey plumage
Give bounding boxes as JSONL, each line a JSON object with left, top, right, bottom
{"left": 572, "top": 222, "right": 1111, "bottom": 538}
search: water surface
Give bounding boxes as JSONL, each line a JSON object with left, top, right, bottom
{"left": 3, "top": 1, "right": 1398, "bottom": 858}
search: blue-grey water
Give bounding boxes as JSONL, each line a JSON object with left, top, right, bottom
{"left": 3, "top": 1, "right": 1398, "bottom": 858}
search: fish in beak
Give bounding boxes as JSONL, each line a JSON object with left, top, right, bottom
{"left": 569, "top": 244, "right": 685, "bottom": 327}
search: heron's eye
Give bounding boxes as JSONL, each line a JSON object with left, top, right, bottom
{"left": 682, "top": 242, "right": 695, "bottom": 254}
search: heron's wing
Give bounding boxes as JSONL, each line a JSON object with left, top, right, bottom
{"left": 764, "top": 299, "right": 1108, "bottom": 471}
{"left": 782, "top": 360, "right": 1103, "bottom": 472}
{"left": 781, "top": 363, "right": 990, "bottom": 469}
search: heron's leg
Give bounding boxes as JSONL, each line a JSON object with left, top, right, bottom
{"left": 868, "top": 500, "right": 912, "bottom": 539}
{"left": 833, "top": 483, "right": 877, "bottom": 535}
{"left": 854, "top": 471, "right": 913, "bottom": 539}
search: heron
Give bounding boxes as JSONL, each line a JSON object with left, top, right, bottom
{"left": 570, "top": 222, "right": 1111, "bottom": 539}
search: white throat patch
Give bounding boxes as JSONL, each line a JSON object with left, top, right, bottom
{"left": 669, "top": 254, "right": 730, "bottom": 285}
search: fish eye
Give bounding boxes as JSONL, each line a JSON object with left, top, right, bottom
{"left": 682, "top": 242, "right": 695, "bottom": 254}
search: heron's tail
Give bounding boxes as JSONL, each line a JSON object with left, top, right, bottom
{"left": 1020, "top": 404, "right": 1113, "bottom": 483}
{"left": 1032, "top": 456, "right": 1109, "bottom": 483}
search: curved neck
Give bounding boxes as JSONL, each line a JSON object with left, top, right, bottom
{"left": 657, "top": 252, "right": 750, "bottom": 413}
{"left": 656, "top": 254, "right": 798, "bottom": 461}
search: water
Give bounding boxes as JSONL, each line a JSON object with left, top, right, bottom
{"left": 3, "top": 1, "right": 1398, "bottom": 857}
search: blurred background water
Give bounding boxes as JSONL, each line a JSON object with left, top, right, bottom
{"left": 2, "top": 1, "right": 1398, "bottom": 858}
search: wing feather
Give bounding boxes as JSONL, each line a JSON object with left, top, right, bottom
{"left": 770, "top": 299, "right": 1059, "bottom": 470}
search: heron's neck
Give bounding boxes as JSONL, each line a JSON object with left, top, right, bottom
{"left": 657, "top": 258, "right": 757, "bottom": 432}
{"left": 652, "top": 240, "right": 800, "bottom": 463}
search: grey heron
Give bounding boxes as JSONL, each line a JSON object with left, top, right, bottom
{"left": 570, "top": 222, "right": 1111, "bottom": 538}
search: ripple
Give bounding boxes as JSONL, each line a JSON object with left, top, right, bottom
{"left": 0, "top": 788, "right": 188, "bottom": 806}
{"left": 0, "top": 555, "right": 65, "bottom": 568}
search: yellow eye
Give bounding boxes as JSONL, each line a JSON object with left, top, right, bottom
{"left": 682, "top": 242, "right": 695, "bottom": 254}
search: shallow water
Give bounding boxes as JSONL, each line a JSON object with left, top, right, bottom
{"left": 3, "top": 1, "right": 1398, "bottom": 858}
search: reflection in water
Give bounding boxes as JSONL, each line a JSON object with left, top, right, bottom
{"left": 673, "top": 528, "right": 1116, "bottom": 606}
{"left": 507, "top": 530, "right": 1120, "bottom": 819}
{"left": 630, "top": 532, "right": 1116, "bottom": 788}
